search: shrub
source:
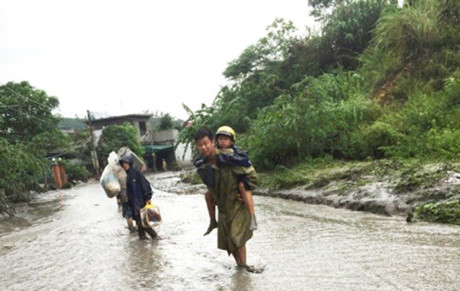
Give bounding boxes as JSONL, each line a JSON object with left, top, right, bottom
{"left": 243, "top": 71, "right": 381, "bottom": 168}
{"left": 96, "top": 123, "right": 144, "bottom": 168}
{"left": 61, "top": 160, "right": 90, "bottom": 183}
{"left": 348, "top": 121, "right": 401, "bottom": 159}
{"left": 414, "top": 199, "right": 460, "bottom": 225}
{"left": 426, "top": 128, "right": 460, "bottom": 160}
{"left": 0, "top": 139, "right": 48, "bottom": 216}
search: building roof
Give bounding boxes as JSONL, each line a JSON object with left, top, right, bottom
{"left": 143, "top": 144, "right": 174, "bottom": 154}
{"left": 90, "top": 114, "right": 152, "bottom": 125}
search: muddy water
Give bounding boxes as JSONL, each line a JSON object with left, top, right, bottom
{"left": 1, "top": 172, "right": 459, "bottom": 290}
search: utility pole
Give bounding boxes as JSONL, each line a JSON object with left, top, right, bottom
{"left": 87, "top": 110, "right": 100, "bottom": 177}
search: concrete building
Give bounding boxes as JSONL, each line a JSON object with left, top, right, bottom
{"left": 147, "top": 129, "right": 193, "bottom": 169}
{"left": 90, "top": 114, "right": 153, "bottom": 144}
{"left": 90, "top": 114, "right": 192, "bottom": 171}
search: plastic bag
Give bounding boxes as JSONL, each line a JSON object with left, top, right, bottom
{"left": 100, "top": 151, "right": 123, "bottom": 198}
{"left": 111, "top": 164, "right": 126, "bottom": 184}
{"left": 107, "top": 151, "right": 119, "bottom": 166}
{"left": 140, "top": 204, "right": 162, "bottom": 228}
{"left": 100, "top": 171, "right": 121, "bottom": 198}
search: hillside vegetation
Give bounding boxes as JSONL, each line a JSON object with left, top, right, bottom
{"left": 179, "top": 0, "right": 460, "bottom": 223}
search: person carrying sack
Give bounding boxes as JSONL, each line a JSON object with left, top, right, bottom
{"left": 120, "top": 155, "right": 157, "bottom": 240}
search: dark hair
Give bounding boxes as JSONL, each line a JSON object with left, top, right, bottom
{"left": 194, "top": 127, "right": 213, "bottom": 142}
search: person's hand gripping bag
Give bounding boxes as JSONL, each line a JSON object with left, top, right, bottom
{"left": 140, "top": 203, "right": 162, "bottom": 228}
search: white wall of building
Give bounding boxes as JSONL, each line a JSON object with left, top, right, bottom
{"left": 153, "top": 129, "right": 178, "bottom": 144}
{"left": 175, "top": 142, "right": 193, "bottom": 168}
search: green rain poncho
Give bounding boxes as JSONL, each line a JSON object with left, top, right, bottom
{"left": 210, "top": 158, "right": 258, "bottom": 255}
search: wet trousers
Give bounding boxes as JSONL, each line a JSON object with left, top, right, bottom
{"left": 135, "top": 217, "right": 157, "bottom": 239}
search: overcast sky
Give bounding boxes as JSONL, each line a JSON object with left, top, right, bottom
{"left": 0, "top": 0, "right": 316, "bottom": 120}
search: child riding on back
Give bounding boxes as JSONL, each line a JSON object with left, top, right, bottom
{"left": 214, "top": 126, "right": 258, "bottom": 231}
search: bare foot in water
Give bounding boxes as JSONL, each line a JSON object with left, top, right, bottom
{"left": 238, "top": 264, "right": 264, "bottom": 273}
{"left": 203, "top": 220, "right": 218, "bottom": 236}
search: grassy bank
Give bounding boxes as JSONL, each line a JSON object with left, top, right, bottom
{"left": 258, "top": 158, "right": 460, "bottom": 225}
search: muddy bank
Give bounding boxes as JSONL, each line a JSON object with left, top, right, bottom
{"left": 151, "top": 172, "right": 207, "bottom": 195}
{"left": 254, "top": 161, "right": 460, "bottom": 223}
{"left": 253, "top": 183, "right": 408, "bottom": 217}
{"left": 258, "top": 174, "right": 460, "bottom": 222}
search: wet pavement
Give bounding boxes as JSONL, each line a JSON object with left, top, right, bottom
{"left": 0, "top": 172, "right": 459, "bottom": 290}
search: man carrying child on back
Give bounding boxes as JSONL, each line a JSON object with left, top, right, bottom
{"left": 194, "top": 127, "right": 258, "bottom": 270}
{"left": 195, "top": 126, "right": 258, "bottom": 236}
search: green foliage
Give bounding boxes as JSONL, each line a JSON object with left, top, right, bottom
{"left": 376, "top": 72, "right": 460, "bottom": 159}
{"left": 223, "top": 18, "right": 297, "bottom": 81}
{"left": 32, "top": 128, "right": 71, "bottom": 155}
{"left": 176, "top": 103, "right": 219, "bottom": 159}
{"left": 425, "top": 128, "right": 460, "bottom": 160}
{"left": 348, "top": 121, "right": 401, "bottom": 159}
{"left": 61, "top": 160, "right": 90, "bottom": 183}
{"left": 392, "top": 161, "right": 453, "bottom": 193}
{"left": 292, "top": 0, "right": 398, "bottom": 78}
{"left": 243, "top": 71, "right": 381, "bottom": 168}
{"left": 66, "top": 130, "right": 92, "bottom": 166}
{"left": 0, "top": 81, "right": 60, "bottom": 145}
{"left": 319, "top": 0, "right": 397, "bottom": 70}
{"left": 360, "top": 0, "right": 460, "bottom": 91}
{"left": 0, "top": 82, "right": 65, "bottom": 216}
{"left": 414, "top": 199, "right": 460, "bottom": 225}
{"left": 212, "top": 19, "right": 301, "bottom": 133}
{"left": 96, "top": 123, "right": 144, "bottom": 167}
{"left": 178, "top": 0, "right": 459, "bottom": 173}
{"left": 158, "top": 113, "right": 174, "bottom": 130}
{"left": 0, "top": 138, "right": 48, "bottom": 216}
{"left": 58, "top": 117, "right": 87, "bottom": 131}
{"left": 372, "top": 3, "right": 442, "bottom": 64}
{"left": 150, "top": 112, "right": 183, "bottom": 131}
{"left": 258, "top": 156, "right": 339, "bottom": 190}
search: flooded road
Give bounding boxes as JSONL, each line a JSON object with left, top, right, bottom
{"left": 1, "top": 172, "right": 459, "bottom": 290}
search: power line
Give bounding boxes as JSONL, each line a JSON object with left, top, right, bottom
{"left": 2, "top": 104, "right": 52, "bottom": 125}
{"left": 0, "top": 106, "right": 88, "bottom": 149}
{"left": 46, "top": 137, "right": 92, "bottom": 159}
{"left": 1, "top": 133, "right": 92, "bottom": 157}
{"left": 3, "top": 86, "right": 56, "bottom": 113}
{"left": 2, "top": 87, "right": 83, "bottom": 119}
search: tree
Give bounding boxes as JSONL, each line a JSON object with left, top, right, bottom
{"left": 0, "top": 81, "right": 60, "bottom": 145}
{"left": 58, "top": 117, "right": 87, "bottom": 131}
{"left": 223, "top": 18, "right": 297, "bottom": 82}
{"left": 0, "top": 81, "right": 67, "bottom": 216}
{"left": 211, "top": 19, "right": 300, "bottom": 133}
{"left": 96, "top": 123, "right": 144, "bottom": 167}
{"left": 0, "top": 138, "right": 48, "bottom": 216}
{"left": 159, "top": 113, "right": 174, "bottom": 130}
{"left": 148, "top": 112, "right": 183, "bottom": 131}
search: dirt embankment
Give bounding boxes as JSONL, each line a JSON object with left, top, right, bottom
{"left": 255, "top": 169, "right": 460, "bottom": 220}
{"left": 254, "top": 182, "right": 407, "bottom": 217}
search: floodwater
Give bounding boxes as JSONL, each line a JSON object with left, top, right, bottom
{"left": 1, "top": 172, "right": 459, "bottom": 290}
